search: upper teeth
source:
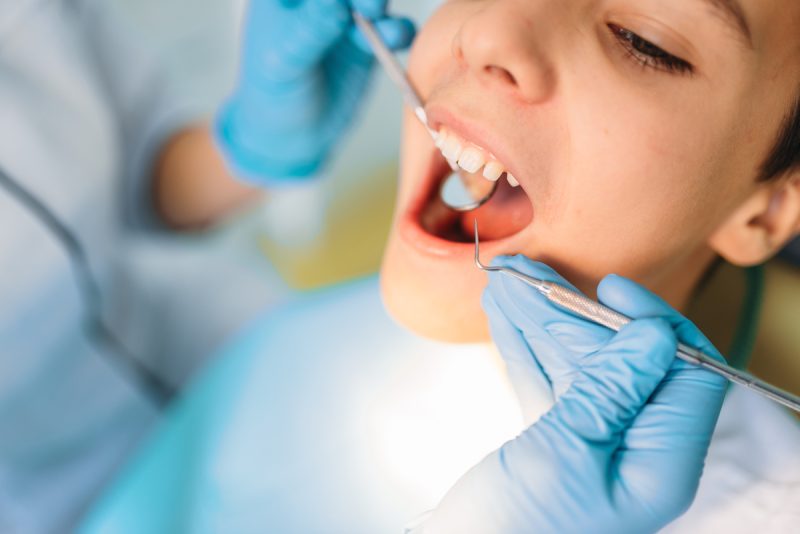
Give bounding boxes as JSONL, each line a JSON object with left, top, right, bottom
{"left": 436, "top": 128, "right": 518, "bottom": 187}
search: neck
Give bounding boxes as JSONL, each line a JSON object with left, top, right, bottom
{"left": 649, "top": 246, "right": 720, "bottom": 314}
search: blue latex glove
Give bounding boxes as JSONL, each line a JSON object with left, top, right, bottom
{"left": 421, "top": 256, "right": 728, "bottom": 534}
{"left": 216, "top": 0, "right": 415, "bottom": 184}
{"left": 483, "top": 256, "right": 726, "bottom": 424}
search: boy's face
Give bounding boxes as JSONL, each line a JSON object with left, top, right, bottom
{"left": 381, "top": 0, "right": 800, "bottom": 342}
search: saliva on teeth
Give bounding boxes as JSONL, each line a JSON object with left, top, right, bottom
{"left": 435, "top": 127, "right": 519, "bottom": 187}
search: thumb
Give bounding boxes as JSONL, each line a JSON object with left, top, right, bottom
{"left": 482, "top": 292, "right": 555, "bottom": 425}
{"left": 422, "top": 319, "right": 678, "bottom": 534}
{"left": 535, "top": 318, "right": 677, "bottom": 449}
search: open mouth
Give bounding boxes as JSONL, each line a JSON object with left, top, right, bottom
{"left": 416, "top": 127, "right": 534, "bottom": 244}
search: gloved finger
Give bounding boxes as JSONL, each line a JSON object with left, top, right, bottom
{"left": 597, "top": 274, "right": 727, "bottom": 495}
{"left": 253, "top": 0, "right": 352, "bottom": 82}
{"left": 597, "top": 274, "right": 723, "bottom": 361}
{"left": 612, "top": 348, "right": 726, "bottom": 517}
{"left": 483, "top": 293, "right": 555, "bottom": 425}
{"left": 613, "top": 363, "right": 726, "bottom": 515}
{"left": 349, "top": 0, "right": 389, "bottom": 19}
{"left": 534, "top": 318, "right": 676, "bottom": 448}
{"left": 349, "top": 16, "right": 416, "bottom": 53}
{"left": 486, "top": 283, "right": 582, "bottom": 399}
{"left": 626, "top": 360, "right": 726, "bottom": 454}
{"left": 446, "top": 319, "right": 678, "bottom": 532}
{"left": 488, "top": 255, "right": 614, "bottom": 354}
{"left": 486, "top": 256, "right": 616, "bottom": 399}
{"left": 483, "top": 281, "right": 579, "bottom": 401}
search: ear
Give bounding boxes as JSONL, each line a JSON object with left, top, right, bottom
{"left": 709, "top": 175, "right": 800, "bottom": 266}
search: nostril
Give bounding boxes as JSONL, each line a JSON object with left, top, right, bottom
{"left": 484, "top": 65, "right": 518, "bottom": 86}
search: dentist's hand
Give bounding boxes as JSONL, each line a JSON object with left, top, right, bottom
{"left": 483, "top": 256, "right": 726, "bottom": 424}
{"left": 216, "top": 0, "right": 414, "bottom": 184}
{"left": 421, "top": 257, "right": 728, "bottom": 534}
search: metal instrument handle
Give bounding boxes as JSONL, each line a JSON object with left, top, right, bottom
{"left": 351, "top": 12, "right": 431, "bottom": 128}
{"left": 544, "top": 282, "right": 800, "bottom": 414}
{"left": 545, "top": 283, "right": 630, "bottom": 331}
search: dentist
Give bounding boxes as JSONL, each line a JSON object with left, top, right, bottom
{"left": 0, "top": 0, "right": 411, "bottom": 532}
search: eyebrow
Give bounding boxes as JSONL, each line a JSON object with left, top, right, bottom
{"left": 701, "top": 0, "right": 753, "bottom": 48}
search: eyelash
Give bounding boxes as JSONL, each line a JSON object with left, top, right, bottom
{"left": 608, "top": 23, "right": 694, "bottom": 76}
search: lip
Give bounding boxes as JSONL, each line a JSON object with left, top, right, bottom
{"left": 426, "top": 105, "right": 527, "bottom": 191}
{"left": 398, "top": 106, "right": 533, "bottom": 261}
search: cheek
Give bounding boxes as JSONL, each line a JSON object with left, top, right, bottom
{"left": 527, "top": 87, "right": 730, "bottom": 287}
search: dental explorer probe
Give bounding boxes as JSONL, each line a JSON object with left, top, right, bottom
{"left": 352, "top": 11, "right": 498, "bottom": 211}
{"left": 473, "top": 220, "right": 800, "bottom": 415}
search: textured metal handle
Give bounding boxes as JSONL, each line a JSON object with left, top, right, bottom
{"left": 352, "top": 12, "right": 427, "bottom": 118}
{"left": 545, "top": 283, "right": 631, "bottom": 331}
{"left": 679, "top": 344, "right": 800, "bottom": 413}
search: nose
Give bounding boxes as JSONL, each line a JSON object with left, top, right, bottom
{"left": 453, "top": 1, "right": 555, "bottom": 103}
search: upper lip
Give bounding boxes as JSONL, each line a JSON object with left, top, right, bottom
{"left": 425, "top": 104, "right": 525, "bottom": 189}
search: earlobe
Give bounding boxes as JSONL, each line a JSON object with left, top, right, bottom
{"left": 709, "top": 175, "right": 800, "bottom": 266}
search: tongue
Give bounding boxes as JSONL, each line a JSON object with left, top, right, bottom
{"left": 460, "top": 179, "right": 532, "bottom": 241}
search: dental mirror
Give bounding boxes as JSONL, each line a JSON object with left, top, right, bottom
{"left": 352, "top": 11, "right": 499, "bottom": 212}
{"left": 439, "top": 169, "right": 499, "bottom": 212}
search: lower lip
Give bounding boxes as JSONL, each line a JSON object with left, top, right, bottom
{"left": 399, "top": 151, "right": 521, "bottom": 260}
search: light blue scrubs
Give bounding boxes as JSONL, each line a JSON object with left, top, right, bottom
{"left": 81, "top": 277, "right": 525, "bottom": 533}
{"left": 0, "top": 1, "right": 203, "bottom": 530}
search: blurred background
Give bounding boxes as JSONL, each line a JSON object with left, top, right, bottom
{"left": 112, "top": 0, "right": 438, "bottom": 383}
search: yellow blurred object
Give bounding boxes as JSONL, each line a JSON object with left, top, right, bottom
{"left": 690, "top": 259, "right": 800, "bottom": 418}
{"left": 260, "top": 162, "right": 398, "bottom": 290}
{"left": 750, "top": 260, "right": 800, "bottom": 410}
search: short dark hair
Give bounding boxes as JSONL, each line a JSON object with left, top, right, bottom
{"left": 760, "top": 95, "right": 800, "bottom": 181}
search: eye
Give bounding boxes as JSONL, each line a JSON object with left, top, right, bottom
{"left": 608, "top": 23, "right": 694, "bottom": 76}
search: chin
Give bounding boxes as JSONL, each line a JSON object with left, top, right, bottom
{"left": 380, "top": 246, "right": 491, "bottom": 343}
{"left": 379, "top": 108, "right": 537, "bottom": 343}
